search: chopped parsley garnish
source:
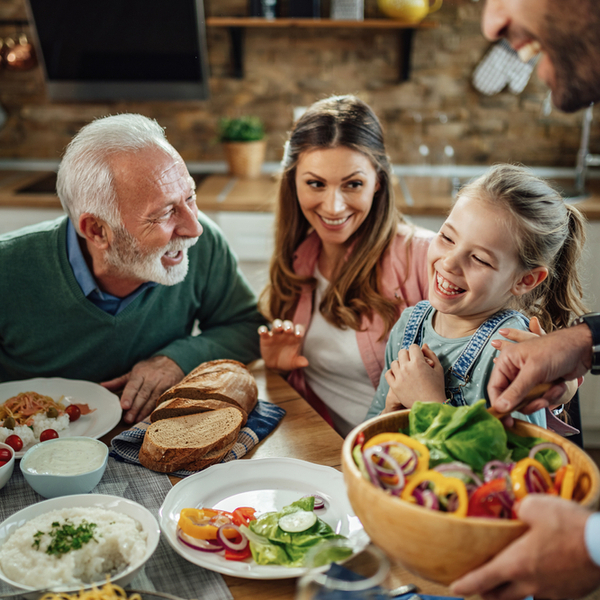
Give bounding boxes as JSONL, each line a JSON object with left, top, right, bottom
{"left": 32, "top": 519, "right": 98, "bottom": 556}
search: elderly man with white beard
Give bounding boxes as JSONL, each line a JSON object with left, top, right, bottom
{"left": 0, "top": 114, "right": 263, "bottom": 424}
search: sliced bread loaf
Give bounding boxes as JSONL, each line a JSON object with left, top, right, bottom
{"left": 150, "top": 397, "right": 248, "bottom": 426}
{"left": 139, "top": 407, "right": 243, "bottom": 473}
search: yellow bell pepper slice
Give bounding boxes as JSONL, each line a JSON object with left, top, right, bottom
{"left": 510, "top": 458, "right": 553, "bottom": 500}
{"left": 554, "top": 464, "right": 576, "bottom": 500}
{"left": 178, "top": 508, "right": 238, "bottom": 540}
{"left": 364, "top": 432, "right": 430, "bottom": 473}
{"left": 401, "top": 469, "right": 468, "bottom": 518}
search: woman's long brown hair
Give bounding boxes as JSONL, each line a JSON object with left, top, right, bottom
{"left": 259, "top": 95, "right": 409, "bottom": 336}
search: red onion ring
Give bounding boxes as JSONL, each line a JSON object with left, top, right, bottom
{"left": 483, "top": 460, "right": 513, "bottom": 482}
{"left": 217, "top": 524, "right": 248, "bottom": 552}
{"left": 434, "top": 462, "right": 483, "bottom": 487}
{"left": 177, "top": 529, "right": 224, "bottom": 552}
{"left": 529, "top": 442, "right": 569, "bottom": 470}
{"left": 363, "top": 446, "right": 405, "bottom": 493}
{"left": 302, "top": 494, "right": 326, "bottom": 509}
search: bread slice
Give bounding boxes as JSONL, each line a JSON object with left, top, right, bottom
{"left": 157, "top": 359, "right": 258, "bottom": 415}
{"left": 139, "top": 407, "right": 243, "bottom": 473}
{"left": 139, "top": 438, "right": 236, "bottom": 473}
{"left": 150, "top": 397, "right": 248, "bottom": 426}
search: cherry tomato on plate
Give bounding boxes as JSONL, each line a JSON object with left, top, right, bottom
{"left": 40, "top": 429, "right": 59, "bottom": 442}
{"left": 4, "top": 435, "right": 23, "bottom": 452}
{"left": 0, "top": 461, "right": 7, "bottom": 468}
{"left": 65, "top": 405, "right": 81, "bottom": 422}
{"left": 0, "top": 448, "right": 12, "bottom": 462}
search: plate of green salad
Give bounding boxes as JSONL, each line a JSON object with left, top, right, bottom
{"left": 158, "top": 457, "right": 370, "bottom": 579}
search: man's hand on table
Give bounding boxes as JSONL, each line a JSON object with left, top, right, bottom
{"left": 101, "top": 355, "right": 184, "bottom": 424}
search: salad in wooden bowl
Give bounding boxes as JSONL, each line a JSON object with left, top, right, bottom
{"left": 341, "top": 400, "right": 600, "bottom": 585}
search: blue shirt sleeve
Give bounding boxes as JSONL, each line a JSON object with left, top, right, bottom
{"left": 585, "top": 512, "right": 600, "bottom": 567}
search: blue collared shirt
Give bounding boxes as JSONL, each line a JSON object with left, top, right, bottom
{"left": 586, "top": 512, "right": 600, "bottom": 567}
{"left": 66, "top": 219, "right": 156, "bottom": 316}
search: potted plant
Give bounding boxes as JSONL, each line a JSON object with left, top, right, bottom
{"left": 219, "top": 116, "right": 266, "bottom": 179}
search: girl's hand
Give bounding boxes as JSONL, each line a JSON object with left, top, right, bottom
{"left": 258, "top": 319, "right": 309, "bottom": 374}
{"left": 383, "top": 343, "right": 446, "bottom": 411}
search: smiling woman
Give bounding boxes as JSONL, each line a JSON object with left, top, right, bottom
{"left": 257, "top": 95, "right": 435, "bottom": 437}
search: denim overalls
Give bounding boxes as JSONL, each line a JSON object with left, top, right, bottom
{"left": 401, "top": 301, "right": 529, "bottom": 407}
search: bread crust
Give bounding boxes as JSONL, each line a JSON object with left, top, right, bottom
{"left": 157, "top": 359, "right": 258, "bottom": 414}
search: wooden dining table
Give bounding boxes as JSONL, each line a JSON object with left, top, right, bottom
{"left": 102, "top": 360, "right": 469, "bottom": 600}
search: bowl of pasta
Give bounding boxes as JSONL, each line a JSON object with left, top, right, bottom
{"left": 341, "top": 404, "right": 600, "bottom": 585}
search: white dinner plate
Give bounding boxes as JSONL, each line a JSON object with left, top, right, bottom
{"left": 0, "top": 378, "right": 122, "bottom": 458}
{"left": 159, "top": 457, "right": 370, "bottom": 579}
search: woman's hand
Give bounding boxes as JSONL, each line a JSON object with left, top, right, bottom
{"left": 490, "top": 316, "right": 545, "bottom": 353}
{"left": 383, "top": 344, "right": 446, "bottom": 412}
{"left": 258, "top": 319, "right": 309, "bottom": 374}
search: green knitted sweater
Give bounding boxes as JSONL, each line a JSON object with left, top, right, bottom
{"left": 0, "top": 215, "right": 263, "bottom": 382}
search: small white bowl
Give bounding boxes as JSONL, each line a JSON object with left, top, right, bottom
{"left": 20, "top": 437, "right": 108, "bottom": 498}
{"left": 0, "top": 442, "right": 15, "bottom": 490}
{"left": 0, "top": 493, "right": 161, "bottom": 599}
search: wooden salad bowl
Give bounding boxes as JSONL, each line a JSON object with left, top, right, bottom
{"left": 341, "top": 409, "right": 600, "bottom": 586}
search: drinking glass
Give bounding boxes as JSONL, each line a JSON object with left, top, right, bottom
{"left": 296, "top": 541, "right": 391, "bottom": 600}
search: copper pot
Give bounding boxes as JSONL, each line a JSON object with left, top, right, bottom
{"left": 5, "top": 34, "right": 37, "bottom": 71}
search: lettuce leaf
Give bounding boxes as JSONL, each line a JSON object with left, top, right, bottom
{"left": 247, "top": 497, "right": 350, "bottom": 567}
{"left": 409, "top": 400, "right": 511, "bottom": 472}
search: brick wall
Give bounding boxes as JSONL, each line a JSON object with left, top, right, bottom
{"left": 0, "top": 0, "right": 598, "bottom": 167}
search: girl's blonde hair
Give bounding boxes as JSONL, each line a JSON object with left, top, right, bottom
{"left": 461, "top": 163, "right": 587, "bottom": 332}
{"left": 260, "top": 94, "right": 406, "bottom": 334}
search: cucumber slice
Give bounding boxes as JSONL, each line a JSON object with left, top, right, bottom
{"left": 278, "top": 510, "right": 317, "bottom": 533}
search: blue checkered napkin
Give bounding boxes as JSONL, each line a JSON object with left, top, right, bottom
{"left": 110, "top": 400, "right": 286, "bottom": 477}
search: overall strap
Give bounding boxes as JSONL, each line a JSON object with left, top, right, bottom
{"left": 401, "top": 301, "right": 434, "bottom": 350}
{"left": 451, "top": 309, "right": 529, "bottom": 383}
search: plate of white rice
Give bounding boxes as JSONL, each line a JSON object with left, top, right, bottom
{"left": 0, "top": 494, "right": 160, "bottom": 597}
{"left": 0, "top": 378, "right": 122, "bottom": 457}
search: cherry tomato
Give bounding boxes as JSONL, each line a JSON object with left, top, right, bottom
{"left": 40, "top": 429, "right": 59, "bottom": 442}
{"left": 0, "top": 460, "right": 7, "bottom": 468}
{"left": 5, "top": 435, "right": 23, "bottom": 452}
{"left": 0, "top": 448, "right": 12, "bottom": 462}
{"left": 65, "top": 404, "right": 81, "bottom": 422}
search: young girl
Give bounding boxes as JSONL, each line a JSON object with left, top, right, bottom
{"left": 258, "top": 95, "right": 434, "bottom": 436}
{"left": 366, "top": 163, "right": 587, "bottom": 429}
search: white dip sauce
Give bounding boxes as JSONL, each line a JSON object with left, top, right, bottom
{"left": 23, "top": 439, "right": 106, "bottom": 475}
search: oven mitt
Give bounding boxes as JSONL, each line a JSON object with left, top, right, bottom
{"left": 473, "top": 39, "right": 538, "bottom": 95}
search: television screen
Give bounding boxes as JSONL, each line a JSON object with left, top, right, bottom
{"left": 26, "top": 0, "right": 210, "bottom": 101}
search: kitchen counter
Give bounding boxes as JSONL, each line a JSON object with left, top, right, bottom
{"left": 3, "top": 169, "right": 600, "bottom": 218}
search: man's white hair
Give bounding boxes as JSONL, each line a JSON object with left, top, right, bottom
{"left": 56, "top": 113, "right": 179, "bottom": 233}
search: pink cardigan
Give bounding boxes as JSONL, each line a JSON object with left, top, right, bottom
{"left": 287, "top": 224, "right": 434, "bottom": 422}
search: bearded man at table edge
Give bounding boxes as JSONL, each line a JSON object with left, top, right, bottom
{"left": 449, "top": 1, "right": 600, "bottom": 600}
{"left": 0, "top": 114, "right": 263, "bottom": 424}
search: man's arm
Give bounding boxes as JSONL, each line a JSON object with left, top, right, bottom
{"left": 487, "top": 324, "right": 593, "bottom": 417}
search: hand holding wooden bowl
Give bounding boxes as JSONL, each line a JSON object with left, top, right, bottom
{"left": 341, "top": 410, "right": 600, "bottom": 585}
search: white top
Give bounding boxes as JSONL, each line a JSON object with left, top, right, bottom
{"left": 302, "top": 266, "right": 376, "bottom": 437}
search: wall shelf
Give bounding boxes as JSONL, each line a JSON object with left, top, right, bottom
{"left": 205, "top": 17, "right": 437, "bottom": 82}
